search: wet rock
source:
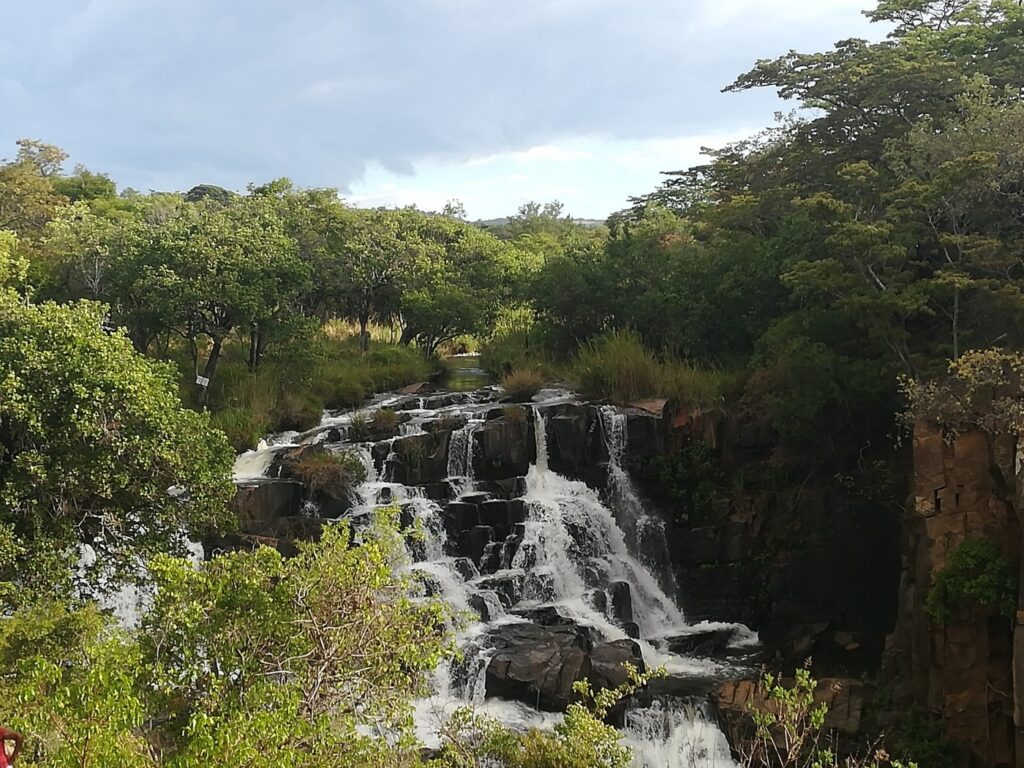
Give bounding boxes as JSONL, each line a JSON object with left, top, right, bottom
{"left": 444, "top": 502, "right": 480, "bottom": 533}
{"left": 587, "top": 589, "right": 609, "bottom": 616}
{"left": 479, "top": 541, "right": 502, "bottom": 574}
{"left": 485, "top": 619, "right": 646, "bottom": 712}
{"left": 610, "top": 581, "right": 633, "bottom": 625}
{"left": 388, "top": 431, "right": 449, "bottom": 485}
{"left": 480, "top": 499, "right": 510, "bottom": 527}
{"left": 623, "top": 621, "right": 641, "bottom": 639}
{"left": 474, "top": 414, "right": 535, "bottom": 481}
{"left": 487, "top": 477, "right": 529, "bottom": 499}
{"left": 590, "top": 639, "right": 645, "bottom": 689}
{"left": 469, "top": 591, "right": 503, "bottom": 622}
{"left": 476, "top": 573, "right": 524, "bottom": 607}
{"left": 664, "top": 627, "right": 739, "bottom": 656}
{"left": 461, "top": 491, "right": 492, "bottom": 506}
{"left": 624, "top": 411, "right": 663, "bottom": 458}
{"left": 538, "top": 402, "right": 603, "bottom": 480}
{"left": 500, "top": 534, "right": 523, "bottom": 567}
{"left": 230, "top": 481, "right": 304, "bottom": 534}
{"left": 452, "top": 557, "right": 479, "bottom": 581}
{"left": 509, "top": 498, "right": 529, "bottom": 523}
{"left": 459, "top": 525, "right": 494, "bottom": 566}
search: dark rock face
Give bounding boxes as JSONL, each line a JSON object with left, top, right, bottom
{"left": 537, "top": 403, "right": 605, "bottom": 481}
{"left": 388, "top": 431, "right": 450, "bottom": 485}
{"left": 626, "top": 405, "right": 902, "bottom": 676}
{"left": 230, "top": 480, "right": 303, "bottom": 533}
{"left": 664, "top": 628, "right": 739, "bottom": 657}
{"left": 485, "top": 617, "right": 645, "bottom": 712}
{"left": 609, "top": 581, "right": 633, "bottom": 626}
{"left": 474, "top": 412, "right": 535, "bottom": 480}
{"left": 883, "top": 423, "right": 1023, "bottom": 768}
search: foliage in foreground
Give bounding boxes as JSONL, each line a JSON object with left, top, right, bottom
{"left": 740, "top": 667, "right": 917, "bottom": 768}
{"left": 0, "top": 513, "right": 455, "bottom": 767}
{"left": 0, "top": 288, "right": 235, "bottom": 595}
{"left": 437, "top": 664, "right": 658, "bottom": 768}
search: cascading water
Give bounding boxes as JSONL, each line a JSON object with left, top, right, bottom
{"left": 447, "top": 419, "right": 482, "bottom": 496}
{"left": 235, "top": 388, "right": 747, "bottom": 767}
{"left": 601, "top": 406, "right": 681, "bottom": 599}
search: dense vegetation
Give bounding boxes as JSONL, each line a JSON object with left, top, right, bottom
{"left": 4, "top": 0, "right": 1021, "bottom": 764}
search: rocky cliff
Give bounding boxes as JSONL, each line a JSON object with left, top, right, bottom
{"left": 883, "top": 423, "right": 1023, "bottom": 767}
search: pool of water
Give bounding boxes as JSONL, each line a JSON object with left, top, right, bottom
{"left": 443, "top": 354, "right": 493, "bottom": 392}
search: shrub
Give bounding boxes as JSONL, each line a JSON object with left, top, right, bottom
{"left": 574, "top": 330, "right": 661, "bottom": 403}
{"left": 289, "top": 450, "right": 368, "bottom": 500}
{"left": 372, "top": 409, "right": 400, "bottom": 434}
{"left": 501, "top": 369, "right": 546, "bottom": 402}
{"left": 925, "top": 538, "right": 1017, "bottom": 623}
{"left": 740, "top": 665, "right": 919, "bottom": 768}
{"left": 573, "top": 330, "right": 740, "bottom": 406}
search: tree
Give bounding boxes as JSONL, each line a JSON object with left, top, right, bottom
{"left": 0, "top": 293, "right": 235, "bottom": 594}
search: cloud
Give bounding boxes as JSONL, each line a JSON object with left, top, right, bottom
{"left": 0, "top": 0, "right": 879, "bottom": 209}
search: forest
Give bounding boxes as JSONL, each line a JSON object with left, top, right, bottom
{"left": 2, "top": 0, "right": 1024, "bottom": 765}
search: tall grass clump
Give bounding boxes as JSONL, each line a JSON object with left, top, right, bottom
{"left": 501, "top": 369, "right": 547, "bottom": 402}
{"left": 573, "top": 330, "right": 742, "bottom": 406}
{"left": 288, "top": 449, "right": 368, "bottom": 499}
{"left": 480, "top": 306, "right": 546, "bottom": 377}
{"left": 573, "top": 330, "right": 661, "bottom": 403}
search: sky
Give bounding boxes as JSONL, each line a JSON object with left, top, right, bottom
{"left": 1, "top": 0, "right": 879, "bottom": 220}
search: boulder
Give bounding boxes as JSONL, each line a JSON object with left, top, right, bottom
{"left": 387, "top": 431, "right": 450, "bottom": 485}
{"left": 664, "top": 627, "right": 740, "bottom": 657}
{"left": 485, "top": 618, "right": 645, "bottom": 712}
{"left": 537, "top": 402, "right": 603, "bottom": 480}
{"left": 230, "top": 480, "right": 303, "bottom": 535}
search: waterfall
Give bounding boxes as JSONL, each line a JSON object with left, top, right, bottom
{"left": 447, "top": 419, "right": 482, "bottom": 497}
{"left": 519, "top": 409, "right": 687, "bottom": 637}
{"left": 601, "top": 406, "right": 681, "bottom": 598}
{"left": 233, "top": 388, "right": 749, "bottom": 766}
{"left": 623, "top": 699, "right": 737, "bottom": 768}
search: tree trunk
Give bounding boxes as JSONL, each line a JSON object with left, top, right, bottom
{"left": 198, "top": 338, "right": 223, "bottom": 406}
{"left": 358, "top": 312, "right": 370, "bottom": 352}
{"left": 399, "top": 325, "right": 416, "bottom": 346}
{"left": 247, "top": 325, "right": 258, "bottom": 372}
{"left": 952, "top": 285, "right": 961, "bottom": 361}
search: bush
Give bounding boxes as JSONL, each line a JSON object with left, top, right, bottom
{"left": 574, "top": 330, "right": 739, "bottom": 405}
{"left": 574, "top": 330, "right": 661, "bottom": 403}
{"left": 501, "top": 369, "right": 546, "bottom": 402}
{"left": 740, "top": 665, "right": 919, "bottom": 768}
{"left": 372, "top": 409, "right": 400, "bottom": 434}
{"left": 925, "top": 538, "right": 1017, "bottom": 623}
{"left": 288, "top": 450, "right": 368, "bottom": 500}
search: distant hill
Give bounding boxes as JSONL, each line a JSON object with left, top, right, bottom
{"left": 474, "top": 217, "right": 606, "bottom": 229}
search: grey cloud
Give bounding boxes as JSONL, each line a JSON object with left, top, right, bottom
{"left": 1, "top": 0, "right": 875, "bottom": 192}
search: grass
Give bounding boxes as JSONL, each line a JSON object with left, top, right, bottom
{"left": 501, "top": 369, "right": 547, "bottom": 402}
{"left": 288, "top": 450, "right": 368, "bottom": 500}
{"left": 372, "top": 409, "right": 400, "bottom": 433}
{"left": 572, "top": 330, "right": 742, "bottom": 406}
{"left": 177, "top": 330, "right": 437, "bottom": 450}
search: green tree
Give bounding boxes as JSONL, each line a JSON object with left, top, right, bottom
{"left": 0, "top": 293, "right": 234, "bottom": 593}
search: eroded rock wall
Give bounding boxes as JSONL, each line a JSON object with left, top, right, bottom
{"left": 884, "top": 423, "right": 1022, "bottom": 767}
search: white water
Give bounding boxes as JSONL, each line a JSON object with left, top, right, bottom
{"left": 232, "top": 390, "right": 744, "bottom": 767}
{"left": 521, "top": 410, "right": 687, "bottom": 638}
{"left": 602, "top": 407, "right": 681, "bottom": 599}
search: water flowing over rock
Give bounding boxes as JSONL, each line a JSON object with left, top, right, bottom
{"left": 229, "top": 385, "right": 759, "bottom": 766}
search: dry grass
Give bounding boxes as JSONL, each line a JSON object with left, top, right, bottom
{"left": 501, "top": 369, "right": 547, "bottom": 402}
{"left": 573, "top": 330, "right": 741, "bottom": 406}
{"left": 289, "top": 450, "right": 368, "bottom": 499}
